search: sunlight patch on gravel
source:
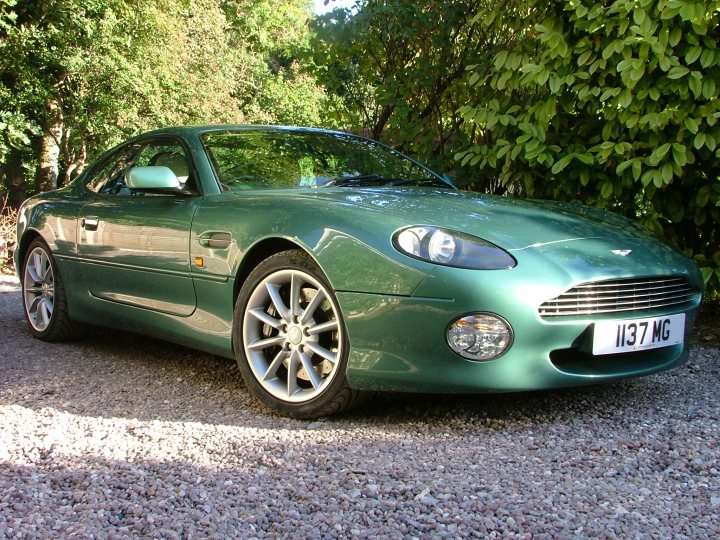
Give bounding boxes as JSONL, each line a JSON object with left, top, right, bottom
{"left": 0, "top": 275, "right": 19, "bottom": 292}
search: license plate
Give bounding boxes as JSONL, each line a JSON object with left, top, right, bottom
{"left": 592, "top": 313, "right": 685, "bottom": 355}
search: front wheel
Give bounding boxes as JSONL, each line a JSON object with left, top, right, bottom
{"left": 233, "top": 250, "right": 360, "bottom": 418}
{"left": 21, "top": 239, "right": 79, "bottom": 341}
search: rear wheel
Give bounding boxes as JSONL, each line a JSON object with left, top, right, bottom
{"left": 234, "top": 250, "right": 360, "bottom": 418}
{"left": 21, "top": 239, "right": 78, "bottom": 341}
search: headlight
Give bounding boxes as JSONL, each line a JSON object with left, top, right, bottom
{"left": 393, "top": 226, "right": 516, "bottom": 269}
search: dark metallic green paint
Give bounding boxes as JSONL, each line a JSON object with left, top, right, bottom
{"left": 16, "top": 125, "right": 703, "bottom": 395}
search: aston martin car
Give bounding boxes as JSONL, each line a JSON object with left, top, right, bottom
{"left": 15, "top": 125, "right": 704, "bottom": 417}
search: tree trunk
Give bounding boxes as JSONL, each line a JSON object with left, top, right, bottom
{"left": 35, "top": 100, "right": 63, "bottom": 192}
{"left": 61, "top": 139, "right": 87, "bottom": 187}
{"left": 1, "top": 150, "right": 28, "bottom": 208}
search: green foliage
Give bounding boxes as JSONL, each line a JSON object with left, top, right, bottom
{"left": 0, "top": 0, "right": 331, "bottom": 198}
{"left": 459, "top": 0, "right": 720, "bottom": 297}
{"left": 309, "top": 0, "right": 518, "bottom": 185}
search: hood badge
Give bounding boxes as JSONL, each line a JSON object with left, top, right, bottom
{"left": 611, "top": 249, "right": 632, "bottom": 256}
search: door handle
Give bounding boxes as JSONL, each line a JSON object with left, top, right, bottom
{"left": 198, "top": 231, "right": 233, "bottom": 249}
{"left": 81, "top": 217, "right": 99, "bottom": 231}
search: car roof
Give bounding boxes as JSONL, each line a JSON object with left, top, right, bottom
{"left": 139, "top": 125, "right": 352, "bottom": 139}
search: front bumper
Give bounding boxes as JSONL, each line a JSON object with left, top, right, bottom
{"left": 337, "top": 267, "right": 701, "bottom": 393}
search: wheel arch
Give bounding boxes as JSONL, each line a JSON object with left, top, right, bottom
{"left": 233, "top": 237, "right": 311, "bottom": 302}
{"left": 15, "top": 230, "right": 44, "bottom": 280}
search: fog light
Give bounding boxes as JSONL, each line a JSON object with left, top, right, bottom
{"left": 446, "top": 313, "right": 512, "bottom": 361}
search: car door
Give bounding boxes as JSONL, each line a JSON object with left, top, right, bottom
{"left": 77, "top": 137, "right": 199, "bottom": 316}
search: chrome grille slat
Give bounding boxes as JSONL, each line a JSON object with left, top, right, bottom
{"left": 539, "top": 277, "right": 697, "bottom": 318}
{"left": 549, "top": 289, "right": 693, "bottom": 304}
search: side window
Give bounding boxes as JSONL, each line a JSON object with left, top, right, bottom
{"left": 85, "top": 144, "right": 142, "bottom": 194}
{"left": 134, "top": 143, "right": 191, "bottom": 188}
{"left": 85, "top": 140, "right": 193, "bottom": 195}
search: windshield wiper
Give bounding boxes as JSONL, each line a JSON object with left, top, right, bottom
{"left": 385, "top": 178, "right": 452, "bottom": 188}
{"left": 319, "top": 174, "right": 386, "bottom": 187}
{"left": 319, "top": 174, "right": 451, "bottom": 188}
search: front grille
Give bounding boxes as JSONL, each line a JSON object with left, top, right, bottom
{"left": 539, "top": 277, "right": 696, "bottom": 318}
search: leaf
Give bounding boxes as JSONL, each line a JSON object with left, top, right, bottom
{"left": 496, "top": 70, "right": 512, "bottom": 90}
{"left": 551, "top": 155, "right": 573, "bottom": 174}
{"left": 700, "top": 49, "right": 715, "bottom": 68}
{"left": 694, "top": 132, "right": 706, "bottom": 149}
{"left": 600, "top": 180, "right": 614, "bottom": 198}
{"left": 667, "top": 66, "right": 690, "bottom": 79}
{"left": 494, "top": 50, "right": 508, "bottom": 71}
{"left": 648, "top": 143, "right": 671, "bottom": 165}
{"left": 672, "top": 142, "right": 687, "bottom": 166}
{"left": 633, "top": 8, "right": 646, "bottom": 26}
{"left": 578, "top": 50, "right": 592, "bottom": 66}
{"left": 689, "top": 76, "right": 703, "bottom": 98}
{"left": 697, "top": 186, "right": 710, "bottom": 208}
{"left": 632, "top": 159, "right": 642, "bottom": 181}
{"left": 616, "top": 158, "right": 634, "bottom": 174}
{"left": 661, "top": 162, "right": 673, "bottom": 184}
{"left": 706, "top": 133, "right": 717, "bottom": 151}
{"left": 684, "top": 117, "right": 699, "bottom": 134}
{"left": 703, "top": 78, "right": 716, "bottom": 100}
{"left": 669, "top": 27, "right": 682, "bottom": 47}
{"left": 575, "top": 152, "right": 593, "bottom": 165}
{"left": 619, "top": 88, "right": 632, "bottom": 107}
{"left": 685, "top": 46, "right": 702, "bottom": 65}
{"left": 679, "top": 3, "right": 696, "bottom": 21}
{"left": 580, "top": 169, "right": 590, "bottom": 186}
{"left": 652, "top": 170, "right": 664, "bottom": 188}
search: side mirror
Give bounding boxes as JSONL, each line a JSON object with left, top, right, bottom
{"left": 125, "top": 166, "right": 180, "bottom": 190}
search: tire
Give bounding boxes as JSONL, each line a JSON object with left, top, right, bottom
{"left": 21, "top": 239, "right": 79, "bottom": 341}
{"left": 233, "top": 250, "right": 361, "bottom": 418}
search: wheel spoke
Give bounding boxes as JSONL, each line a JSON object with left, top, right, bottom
{"left": 265, "top": 282, "right": 290, "bottom": 321}
{"left": 27, "top": 264, "right": 42, "bottom": 285}
{"left": 305, "top": 342, "right": 337, "bottom": 364}
{"left": 286, "top": 350, "right": 300, "bottom": 397}
{"left": 38, "top": 299, "right": 52, "bottom": 327}
{"left": 299, "top": 351, "right": 322, "bottom": 390}
{"left": 290, "top": 272, "right": 302, "bottom": 318}
{"left": 262, "top": 349, "right": 289, "bottom": 381}
{"left": 299, "top": 288, "right": 325, "bottom": 324}
{"left": 307, "top": 320, "right": 338, "bottom": 336}
{"left": 247, "top": 335, "right": 286, "bottom": 351}
{"left": 29, "top": 295, "right": 43, "bottom": 315}
{"left": 248, "top": 308, "right": 283, "bottom": 329}
{"left": 33, "top": 252, "right": 44, "bottom": 278}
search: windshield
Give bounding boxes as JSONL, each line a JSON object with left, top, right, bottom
{"left": 201, "top": 129, "right": 448, "bottom": 191}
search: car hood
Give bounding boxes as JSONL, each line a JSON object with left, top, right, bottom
{"left": 287, "top": 187, "right": 645, "bottom": 251}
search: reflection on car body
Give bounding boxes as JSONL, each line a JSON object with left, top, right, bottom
{"left": 15, "top": 125, "right": 703, "bottom": 418}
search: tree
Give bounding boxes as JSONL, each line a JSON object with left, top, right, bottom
{"left": 457, "top": 0, "right": 720, "bottom": 295}
{"left": 309, "top": 0, "right": 517, "bottom": 184}
{"left": 0, "top": 0, "right": 331, "bottom": 204}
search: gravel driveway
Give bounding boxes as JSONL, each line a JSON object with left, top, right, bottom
{"left": 1, "top": 274, "right": 718, "bottom": 539}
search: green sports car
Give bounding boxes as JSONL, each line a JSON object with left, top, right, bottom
{"left": 15, "top": 125, "right": 704, "bottom": 417}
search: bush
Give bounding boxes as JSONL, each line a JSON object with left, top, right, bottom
{"left": 459, "top": 0, "right": 719, "bottom": 298}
